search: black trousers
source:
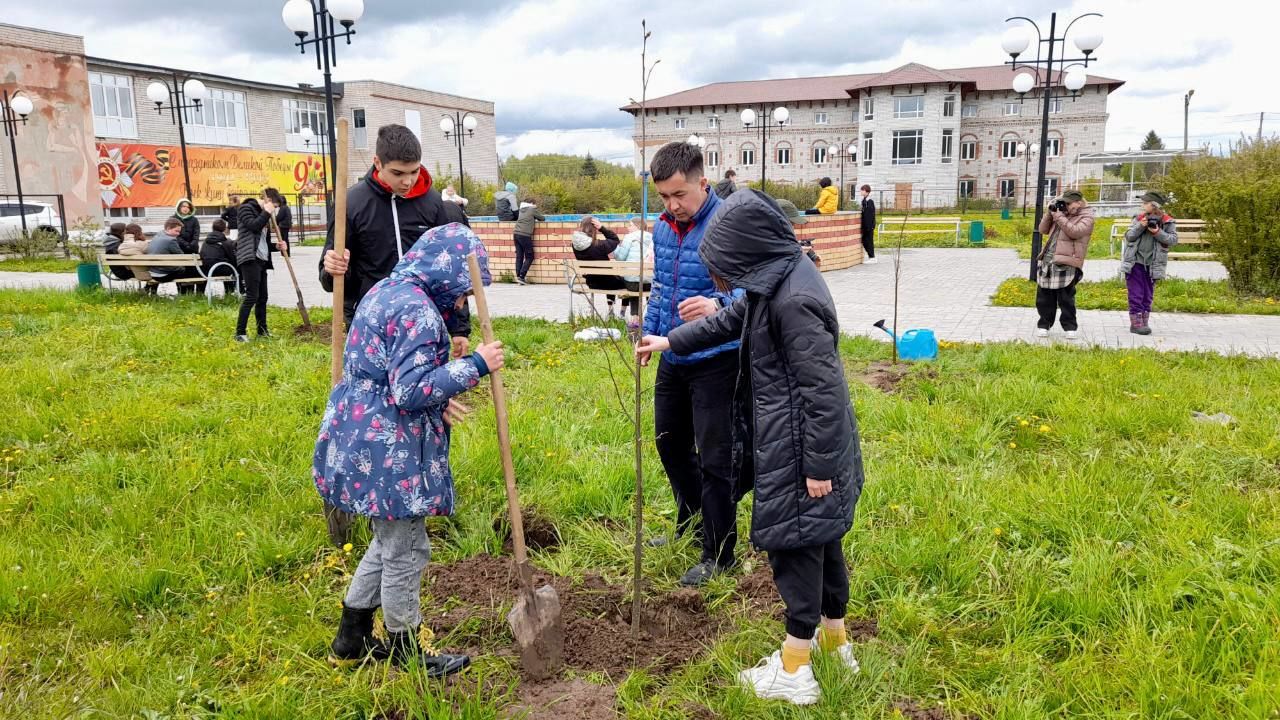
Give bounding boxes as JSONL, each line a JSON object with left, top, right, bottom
{"left": 514, "top": 233, "right": 534, "bottom": 280}
{"left": 654, "top": 352, "right": 739, "bottom": 568}
{"left": 622, "top": 280, "right": 651, "bottom": 317}
{"left": 236, "top": 260, "right": 269, "bottom": 336}
{"left": 1036, "top": 269, "right": 1083, "bottom": 331}
{"left": 861, "top": 225, "right": 876, "bottom": 258}
{"left": 767, "top": 539, "right": 850, "bottom": 640}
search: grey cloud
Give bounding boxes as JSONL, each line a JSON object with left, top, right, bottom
{"left": 1130, "top": 39, "right": 1230, "bottom": 71}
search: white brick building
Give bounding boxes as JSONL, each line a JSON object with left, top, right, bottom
{"left": 625, "top": 63, "right": 1122, "bottom": 209}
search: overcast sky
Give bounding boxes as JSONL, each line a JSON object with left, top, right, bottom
{"left": 8, "top": 0, "right": 1279, "bottom": 164}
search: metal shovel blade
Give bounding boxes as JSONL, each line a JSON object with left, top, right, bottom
{"left": 506, "top": 584, "right": 565, "bottom": 680}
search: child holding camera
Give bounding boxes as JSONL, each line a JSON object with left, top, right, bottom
{"left": 1121, "top": 191, "right": 1178, "bottom": 335}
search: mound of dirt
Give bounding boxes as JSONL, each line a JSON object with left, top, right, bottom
{"left": 495, "top": 511, "right": 562, "bottom": 553}
{"left": 892, "top": 699, "right": 958, "bottom": 720}
{"left": 857, "top": 360, "right": 914, "bottom": 393}
{"left": 292, "top": 322, "right": 333, "bottom": 343}
{"left": 504, "top": 678, "right": 617, "bottom": 720}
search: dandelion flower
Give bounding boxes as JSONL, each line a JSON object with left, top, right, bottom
{"left": 1008, "top": 442, "right": 1017, "bottom": 449}
{"left": 342, "top": 543, "right": 354, "bottom": 553}
{"left": 1039, "top": 425, "right": 1051, "bottom": 433}
{"left": 993, "top": 527, "right": 1003, "bottom": 537}
{"left": 1019, "top": 420, "right": 1029, "bottom": 427}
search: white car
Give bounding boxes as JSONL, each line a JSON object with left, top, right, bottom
{"left": 0, "top": 201, "right": 62, "bottom": 243}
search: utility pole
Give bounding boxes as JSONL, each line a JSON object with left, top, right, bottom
{"left": 1183, "top": 89, "right": 1194, "bottom": 151}
{"left": 1259, "top": 112, "right": 1265, "bottom": 143}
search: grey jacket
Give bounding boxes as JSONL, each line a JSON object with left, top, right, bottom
{"left": 145, "top": 234, "right": 186, "bottom": 278}
{"left": 514, "top": 205, "right": 544, "bottom": 237}
{"left": 1121, "top": 214, "right": 1178, "bottom": 280}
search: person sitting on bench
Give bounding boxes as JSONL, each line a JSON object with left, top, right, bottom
{"left": 146, "top": 218, "right": 201, "bottom": 293}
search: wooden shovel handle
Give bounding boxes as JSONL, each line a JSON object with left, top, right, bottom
{"left": 330, "top": 119, "right": 350, "bottom": 386}
{"left": 466, "top": 254, "right": 533, "bottom": 593}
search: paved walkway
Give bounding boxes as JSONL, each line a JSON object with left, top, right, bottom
{"left": 4, "top": 247, "right": 1277, "bottom": 357}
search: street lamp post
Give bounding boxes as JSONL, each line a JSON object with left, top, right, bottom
{"left": 1003, "top": 11, "right": 1103, "bottom": 280}
{"left": 1184, "top": 89, "right": 1195, "bottom": 151}
{"left": 283, "top": 0, "right": 365, "bottom": 213}
{"left": 836, "top": 141, "right": 856, "bottom": 211}
{"left": 146, "top": 75, "right": 207, "bottom": 201}
{"left": 1019, "top": 141, "right": 1039, "bottom": 216}
{"left": 440, "top": 112, "right": 478, "bottom": 197}
{"left": 0, "top": 90, "right": 34, "bottom": 237}
{"left": 740, "top": 105, "right": 789, "bottom": 193}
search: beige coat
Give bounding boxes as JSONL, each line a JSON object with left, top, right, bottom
{"left": 1037, "top": 204, "right": 1095, "bottom": 270}
{"left": 118, "top": 235, "right": 152, "bottom": 281}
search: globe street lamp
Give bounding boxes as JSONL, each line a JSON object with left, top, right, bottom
{"left": 283, "top": 0, "right": 365, "bottom": 212}
{"left": 1003, "top": 11, "right": 1103, "bottom": 280}
{"left": 740, "top": 105, "right": 788, "bottom": 192}
{"left": 440, "top": 112, "right": 478, "bottom": 197}
{"left": 836, "top": 141, "right": 857, "bottom": 211}
{"left": 146, "top": 75, "right": 207, "bottom": 200}
{"left": 1, "top": 90, "right": 34, "bottom": 236}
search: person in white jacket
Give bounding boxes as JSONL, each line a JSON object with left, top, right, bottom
{"left": 441, "top": 185, "right": 469, "bottom": 208}
{"left": 612, "top": 217, "right": 654, "bottom": 318}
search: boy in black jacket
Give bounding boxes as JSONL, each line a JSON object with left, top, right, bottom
{"left": 637, "top": 190, "right": 865, "bottom": 706}
{"left": 200, "top": 218, "right": 238, "bottom": 296}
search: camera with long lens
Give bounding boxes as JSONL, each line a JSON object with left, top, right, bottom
{"left": 1050, "top": 199, "right": 1069, "bottom": 213}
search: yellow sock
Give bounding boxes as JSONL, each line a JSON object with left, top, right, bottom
{"left": 819, "top": 626, "right": 848, "bottom": 652}
{"left": 780, "top": 644, "right": 811, "bottom": 673}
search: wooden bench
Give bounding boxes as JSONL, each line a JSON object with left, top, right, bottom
{"left": 1108, "top": 218, "right": 1212, "bottom": 259}
{"left": 878, "top": 216, "right": 963, "bottom": 245}
{"left": 99, "top": 252, "right": 239, "bottom": 305}
{"left": 562, "top": 259, "right": 653, "bottom": 319}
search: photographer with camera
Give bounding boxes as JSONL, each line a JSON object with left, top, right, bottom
{"left": 1121, "top": 191, "right": 1178, "bottom": 335}
{"left": 1034, "top": 190, "right": 1095, "bottom": 340}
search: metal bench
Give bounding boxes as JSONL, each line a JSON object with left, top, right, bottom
{"left": 98, "top": 252, "right": 239, "bottom": 305}
{"left": 878, "top": 216, "right": 964, "bottom": 246}
{"left": 562, "top": 259, "right": 653, "bottom": 320}
{"left": 1109, "top": 218, "right": 1211, "bottom": 259}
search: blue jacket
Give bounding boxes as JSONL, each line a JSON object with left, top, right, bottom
{"left": 312, "top": 223, "right": 492, "bottom": 520}
{"left": 643, "top": 190, "right": 742, "bottom": 364}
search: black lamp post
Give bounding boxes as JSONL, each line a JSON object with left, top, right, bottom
{"left": 1002, "top": 11, "right": 1103, "bottom": 280}
{"left": 1019, "top": 140, "right": 1039, "bottom": 216}
{"left": 283, "top": 0, "right": 365, "bottom": 213}
{"left": 440, "top": 112, "right": 478, "bottom": 198}
{"left": 740, "top": 105, "right": 789, "bottom": 193}
{"left": 1, "top": 89, "right": 34, "bottom": 237}
{"left": 835, "top": 141, "right": 856, "bottom": 211}
{"left": 146, "top": 75, "right": 206, "bottom": 201}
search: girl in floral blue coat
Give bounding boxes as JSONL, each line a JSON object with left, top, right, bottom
{"left": 313, "top": 222, "right": 503, "bottom": 676}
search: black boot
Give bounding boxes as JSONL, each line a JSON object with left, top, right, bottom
{"left": 330, "top": 605, "right": 390, "bottom": 665}
{"left": 387, "top": 628, "right": 471, "bottom": 677}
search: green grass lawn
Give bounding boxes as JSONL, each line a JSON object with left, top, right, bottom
{"left": 992, "top": 277, "right": 1280, "bottom": 316}
{"left": 0, "top": 256, "right": 82, "bottom": 273}
{"left": 878, "top": 212, "right": 1124, "bottom": 260}
{"left": 1, "top": 289, "right": 1278, "bottom": 718}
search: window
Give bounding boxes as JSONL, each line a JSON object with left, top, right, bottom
{"left": 814, "top": 112, "right": 829, "bottom": 125}
{"left": 675, "top": 118, "right": 687, "bottom": 129}
{"left": 283, "top": 98, "right": 327, "bottom": 151}
{"left": 961, "top": 140, "right": 977, "bottom": 160}
{"left": 958, "top": 180, "right": 975, "bottom": 198}
{"left": 943, "top": 95, "right": 956, "bottom": 117}
{"left": 812, "top": 145, "right": 828, "bottom": 164}
{"left": 708, "top": 116, "right": 719, "bottom": 129}
{"left": 352, "top": 108, "right": 367, "bottom": 148}
{"left": 183, "top": 88, "right": 249, "bottom": 146}
{"left": 404, "top": 109, "right": 422, "bottom": 144}
{"left": 941, "top": 129, "right": 954, "bottom": 164}
{"left": 892, "top": 130, "right": 923, "bottom": 165}
{"left": 1001, "top": 139, "right": 1020, "bottom": 159}
{"left": 894, "top": 96, "right": 924, "bottom": 119}
{"left": 1004, "top": 102, "right": 1021, "bottom": 116}
{"left": 706, "top": 149, "right": 720, "bottom": 167}
{"left": 776, "top": 146, "right": 792, "bottom": 165}
{"left": 741, "top": 147, "right": 755, "bottom": 166}
{"left": 999, "top": 179, "right": 1016, "bottom": 198}
{"left": 108, "top": 207, "right": 146, "bottom": 218}
{"left": 862, "top": 132, "right": 873, "bottom": 166}
{"left": 962, "top": 103, "right": 978, "bottom": 118}
{"left": 1045, "top": 137, "right": 1063, "bottom": 157}
{"left": 1044, "top": 177, "right": 1060, "bottom": 197}
{"left": 89, "top": 72, "right": 137, "bottom": 138}
{"left": 1048, "top": 98, "right": 1064, "bottom": 114}
{"left": 862, "top": 97, "right": 874, "bottom": 121}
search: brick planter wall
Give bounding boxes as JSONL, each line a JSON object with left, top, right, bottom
{"left": 471, "top": 211, "right": 862, "bottom": 284}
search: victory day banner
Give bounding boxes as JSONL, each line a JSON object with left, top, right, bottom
{"left": 96, "top": 142, "right": 328, "bottom": 208}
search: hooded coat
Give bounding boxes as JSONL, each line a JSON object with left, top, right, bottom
{"left": 1037, "top": 203, "right": 1096, "bottom": 270}
{"left": 667, "top": 190, "right": 863, "bottom": 551}
{"left": 173, "top": 199, "right": 200, "bottom": 253}
{"left": 494, "top": 182, "right": 519, "bottom": 221}
{"left": 235, "top": 198, "right": 275, "bottom": 269}
{"left": 312, "top": 223, "right": 492, "bottom": 520}
{"left": 815, "top": 185, "right": 839, "bottom": 214}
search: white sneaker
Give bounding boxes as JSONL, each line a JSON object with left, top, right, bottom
{"left": 738, "top": 651, "right": 821, "bottom": 706}
{"left": 863, "top": 257, "right": 878, "bottom": 265}
{"left": 1065, "top": 330, "right": 1080, "bottom": 341}
{"left": 1035, "top": 328, "right": 1049, "bottom": 338}
{"left": 812, "top": 637, "right": 862, "bottom": 674}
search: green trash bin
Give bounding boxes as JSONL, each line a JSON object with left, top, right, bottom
{"left": 76, "top": 263, "right": 101, "bottom": 289}
{"left": 969, "top": 220, "right": 985, "bottom": 244}
{"left": 1001, "top": 199, "right": 1012, "bottom": 220}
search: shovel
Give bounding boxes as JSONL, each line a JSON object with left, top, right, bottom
{"left": 466, "top": 253, "right": 564, "bottom": 681}
{"left": 325, "top": 118, "right": 355, "bottom": 547}
{"left": 268, "top": 212, "right": 311, "bottom": 329}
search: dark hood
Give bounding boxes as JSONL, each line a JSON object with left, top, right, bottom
{"left": 698, "top": 189, "right": 801, "bottom": 296}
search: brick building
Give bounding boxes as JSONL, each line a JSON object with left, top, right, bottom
{"left": 624, "top": 63, "right": 1123, "bottom": 209}
{"left": 0, "top": 22, "right": 497, "bottom": 228}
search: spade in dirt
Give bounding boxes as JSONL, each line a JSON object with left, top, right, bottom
{"left": 466, "top": 253, "right": 564, "bottom": 680}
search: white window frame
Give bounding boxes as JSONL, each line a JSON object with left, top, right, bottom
{"left": 1004, "top": 102, "right": 1022, "bottom": 117}
{"left": 893, "top": 96, "right": 925, "bottom": 119}
{"left": 740, "top": 147, "right": 755, "bottom": 166}
{"left": 89, "top": 72, "right": 137, "bottom": 139}
{"left": 352, "top": 108, "right": 368, "bottom": 149}
{"left": 283, "top": 98, "right": 329, "bottom": 152}
{"left": 961, "top": 139, "right": 977, "bottom": 161}
{"left": 1001, "top": 139, "right": 1020, "bottom": 159}
{"left": 941, "top": 129, "right": 954, "bottom": 164}
{"left": 892, "top": 130, "right": 923, "bottom": 165}
{"left": 404, "top": 109, "right": 422, "bottom": 144}
{"left": 958, "top": 180, "right": 975, "bottom": 198}
{"left": 183, "top": 87, "right": 249, "bottom": 147}
{"left": 942, "top": 95, "right": 956, "bottom": 117}
{"left": 675, "top": 117, "right": 687, "bottom": 129}
{"left": 1044, "top": 177, "right": 1061, "bottom": 197}
{"left": 708, "top": 116, "right": 719, "bottom": 129}
{"left": 862, "top": 97, "right": 874, "bottom": 121}
{"left": 814, "top": 111, "right": 829, "bottom": 125}
{"left": 776, "top": 145, "right": 792, "bottom": 166}
{"left": 706, "top": 148, "right": 720, "bottom": 168}
{"left": 862, "top": 132, "right": 873, "bottom": 166}
{"left": 812, "top": 145, "right": 829, "bottom": 165}
{"left": 1045, "top": 138, "right": 1063, "bottom": 157}
{"left": 999, "top": 179, "right": 1016, "bottom": 198}
{"left": 1049, "top": 98, "right": 1064, "bottom": 114}
{"left": 962, "top": 103, "right": 979, "bottom": 118}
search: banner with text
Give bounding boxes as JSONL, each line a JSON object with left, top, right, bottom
{"left": 96, "top": 142, "right": 328, "bottom": 208}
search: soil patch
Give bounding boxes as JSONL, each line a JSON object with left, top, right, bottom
{"left": 892, "top": 699, "right": 957, "bottom": 720}
{"left": 293, "top": 322, "right": 332, "bottom": 343}
{"left": 857, "top": 360, "right": 913, "bottom": 393}
{"left": 495, "top": 511, "right": 562, "bottom": 553}
{"left": 504, "top": 678, "right": 617, "bottom": 720}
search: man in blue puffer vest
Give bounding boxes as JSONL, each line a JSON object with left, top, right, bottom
{"left": 638, "top": 142, "right": 744, "bottom": 586}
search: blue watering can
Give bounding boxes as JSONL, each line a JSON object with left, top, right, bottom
{"left": 873, "top": 320, "right": 938, "bottom": 361}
